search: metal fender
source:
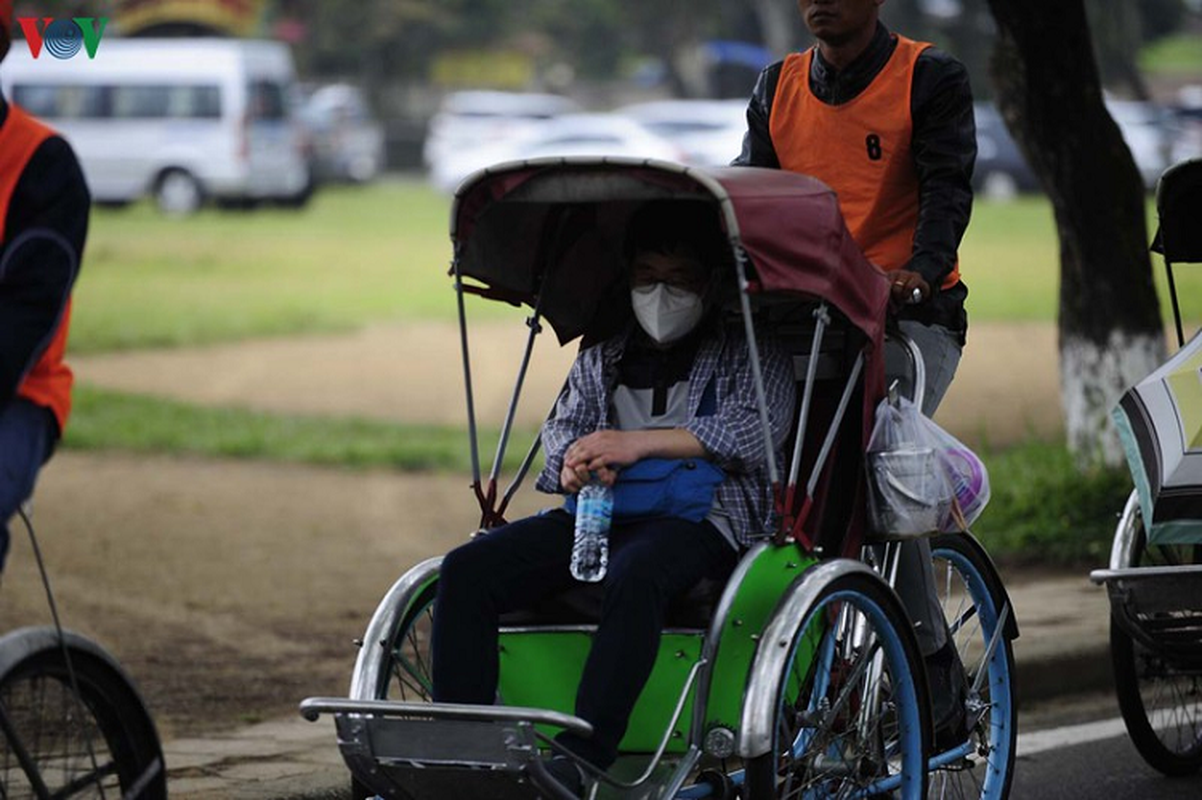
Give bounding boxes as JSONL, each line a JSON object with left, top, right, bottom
{"left": 349, "top": 556, "right": 443, "bottom": 701}
{"left": 737, "top": 559, "right": 893, "bottom": 759}
{"left": 1109, "top": 489, "right": 1143, "bottom": 571}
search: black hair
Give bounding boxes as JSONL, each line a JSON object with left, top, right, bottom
{"left": 624, "top": 199, "right": 729, "bottom": 271}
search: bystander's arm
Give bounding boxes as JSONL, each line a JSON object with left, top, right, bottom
{"left": 0, "top": 135, "right": 88, "bottom": 401}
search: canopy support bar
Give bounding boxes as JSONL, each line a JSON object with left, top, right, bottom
{"left": 490, "top": 310, "right": 545, "bottom": 488}
{"left": 785, "top": 304, "right": 830, "bottom": 503}
{"left": 453, "top": 250, "right": 483, "bottom": 498}
{"left": 1166, "top": 257, "right": 1185, "bottom": 348}
{"left": 735, "top": 249, "right": 779, "bottom": 489}
{"left": 496, "top": 383, "right": 567, "bottom": 522}
{"left": 806, "top": 352, "right": 864, "bottom": 498}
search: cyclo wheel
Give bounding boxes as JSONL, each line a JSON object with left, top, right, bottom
{"left": 352, "top": 557, "right": 440, "bottom": 704}
{"left": 1109, "top": 513, "right": 1202, "bottom": 777}
{"left": 929, "top": 532, "right": 1017, "bottom": 800}
{"left": 0, "top": 627, "right": 166, "bottom": 799}
{"left": 346, "top": 558, "right": 439, "bottom": 799}
{"left": 743, "top": 562, "right": 930, "bottom": 799}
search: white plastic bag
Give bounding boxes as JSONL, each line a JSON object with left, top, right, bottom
{"left": 866, "top": 394, "right": 990, "bottom": 536}
{"left": 923, "top": 414, "right": 991, "bottom": 532}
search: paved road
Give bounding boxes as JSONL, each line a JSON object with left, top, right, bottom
{"left": 1014, "top": 717, "right": 1202, "bottom": 798}
{"left": 165, "top": 692, "right": 1202, "bottom": 798}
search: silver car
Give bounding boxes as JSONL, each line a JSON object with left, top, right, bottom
{"left": 299, "top": 83, "right": 386, "bottom": 183}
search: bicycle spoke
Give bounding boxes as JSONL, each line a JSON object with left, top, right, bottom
{"left": 389, "top": 655, "right": 432, "bottom": 699}
{"left": 387, "top": 606, "right": 435, "bottom": 701}
{"left": 1, "top": 673, "right": 119, "bottom": 800}
{"left": 51, "top": 758, "right": 119, "bottom": 798}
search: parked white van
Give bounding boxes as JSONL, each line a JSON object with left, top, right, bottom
{"left": 0, "top": 38, "right": 312, "bottom": 214}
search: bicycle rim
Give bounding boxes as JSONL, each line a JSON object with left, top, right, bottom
{"left": 930, "top": 534, "right": 1016, "bottom": 800}
{"left": 0, "top": 639, "right": 165, "bottom": 799}
{"left": 381, "top": 582, "right": 437, "bottom": 702}
{"left": 1112, "top": 534, "right": 1202, "bottom": 776}
{"left": 746, "top": 574, "right": 928, "bottom": 799}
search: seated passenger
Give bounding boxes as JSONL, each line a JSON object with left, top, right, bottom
{"left": 429, "top": 200, "right": 796, "bottom": 787}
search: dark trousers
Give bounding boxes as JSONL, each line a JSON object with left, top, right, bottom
{"left": 0, "top": 399, "right": 56, "bottom": 573}
{"left": 430, "top": 509, "right": 736, "bottom": 768}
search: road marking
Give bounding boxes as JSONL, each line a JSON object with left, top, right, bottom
{"left": 1017, "top": 716, "right": 1130, "bottom": 757}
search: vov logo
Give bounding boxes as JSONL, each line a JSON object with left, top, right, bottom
{"left": 17, "top": 17, "right": 108, "bottom": 60}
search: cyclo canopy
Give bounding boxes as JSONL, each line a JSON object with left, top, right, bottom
{"left": 449, "top": 158, "right": 891, "bottom": 551}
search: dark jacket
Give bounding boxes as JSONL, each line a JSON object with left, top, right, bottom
{"left": 0, "top": 97, "right": 90, "bottom": 426}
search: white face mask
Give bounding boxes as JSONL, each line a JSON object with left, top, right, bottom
{"left": 630, "top": 283, "right": 704, "bottom": 344}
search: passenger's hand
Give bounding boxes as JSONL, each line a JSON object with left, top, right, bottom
{"left": 889, "top": 270, "right": 931, "bottom": 308}
{"left": 562, "top": 431, "right": 642, "bottom": 490}
{"left": 560, "top": 461, "right": 620, "bottom": 493}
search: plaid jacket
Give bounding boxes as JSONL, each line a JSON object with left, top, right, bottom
{"left": 536, "top": 324, "right": 796, "bottom": 545}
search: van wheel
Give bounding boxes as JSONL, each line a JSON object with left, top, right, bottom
{"left": 276, "top": 175, "right": 315, "bottom": 210}
{"left": 155, "top": 169, "right": 204, "bottom": 216}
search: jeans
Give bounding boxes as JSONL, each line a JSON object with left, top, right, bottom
{"left": 889, "top": 321, "right": 962, "bottom": 418}
{"left": 0, "top": 399, "right": 57, "bottom": 573}
{"left": 886, "top": 322, "right": 964, "bottom": 655}
{"left": 431, "top": 509, "right": 737, "bottom": 768}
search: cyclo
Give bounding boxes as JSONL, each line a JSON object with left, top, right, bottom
{"left": 301, "top": 159, "right": 1019, "bottom": 799}
{"left": 1091, "top": 158, "right": 1202, "bottom": 778}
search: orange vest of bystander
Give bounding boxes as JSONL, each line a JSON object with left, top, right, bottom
{"left": 0, "top": 104, "right": 74, "bottom": 432}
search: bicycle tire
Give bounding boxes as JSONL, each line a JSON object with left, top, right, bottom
{"left": 930, "top": 532, "right": 1017, "bottom": 800}
{"left": 348, "top": 564, "right": 439, "bottom": 799}
{"left": 0, "top": 627, "right": 166, "bottom": 799}
{"left": 743, "top": 567, "right": 930, "bottom": 799}
{"left": 1109, "top": 518, "right": 1202, "bottom": 777}
{"left": 361, "top": 575, "right": 438, "bottom": 705}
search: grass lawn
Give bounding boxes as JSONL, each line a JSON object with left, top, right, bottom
{"left": 74, "top": 178, "right": 464, "bottom": 353}
{"left": 961, "top": 196, "right": 1202, "bottom": 324}
{"left": 68, "top": 385, "right": 529, "bottom": 473}
{"left": 75, "top": 180, "right": 1202, "bottom": 353}
{"left": 1140, "top": 32, "right": 1202, "bottom": 75}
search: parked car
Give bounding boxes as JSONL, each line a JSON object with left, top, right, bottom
{"left": 423, "top": 91, "right": 580, "bottom": 172}
{"left": 1106, "top": 99, "right": 1174, "bottom": 189}
{"left": 616, "top": 99, "right": 748, "bottom": 168}
{"left": 1168, "top": 86, "right": 1202, "bottom": 166}
{"left": 1169, "top": 103, "right": 1202, "bottom": 165}
{"left": 298, "top": 83, "right": 385, "bottom": 183}
{"left": 1, "top": 38, "right": 312, "bottom": 215}
{"left": 429, "top": 112, "right": 682, "bottom": 193}
{"left": 972, "top": 102, "right": 1040, "bottom": 200}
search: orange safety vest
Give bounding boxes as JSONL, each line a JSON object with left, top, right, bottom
{"left": 0, "top": 104, "right": 74, "bottom": 433}
{"left": 769, "top": 35, "right": 960, "bottom": 288}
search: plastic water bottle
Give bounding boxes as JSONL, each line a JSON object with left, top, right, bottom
{"left": 571, "top": 480, "right": 612, "bottom": 582}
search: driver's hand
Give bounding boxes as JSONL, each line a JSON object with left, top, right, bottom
{"left": 889, "top": 270, "right": 931, "bottom": 308}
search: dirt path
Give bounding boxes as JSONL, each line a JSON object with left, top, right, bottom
{"left": 73, "top": 320, "right": 1064, "bottom": 446}
{"left": 0, "top": 320, "right": 1064, "bottom": 744}
{"left": 0, "top": 452, "right": 550, "bottom": 741}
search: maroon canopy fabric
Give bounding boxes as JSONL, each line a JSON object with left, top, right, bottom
{"left": 451, "top": 158, "right": 891, "bottom": 350}
{"left": 704, "top": 165, "right": 891, "bottom": 346}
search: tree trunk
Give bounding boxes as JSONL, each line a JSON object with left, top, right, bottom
{"left": 1085, "top": 0, "right": 1151, "bottom": 100}
{"left": 985, "top": 0, "right": 1165, "bottom": 468}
